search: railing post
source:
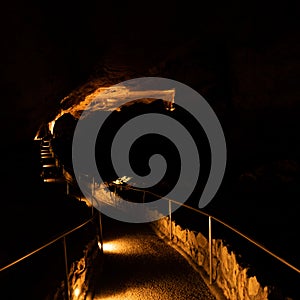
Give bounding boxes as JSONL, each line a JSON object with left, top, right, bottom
{"left": 79, "top": 174, "right": 81, "bottom": 201}
{"left": 114, "top": 185, "right": 117, "bottom": 206}
{"left": 209, "top": 216, "right": 212, "bottom": 285}
{"left": 142, "top": 191, "right": 145, "bottom": 203}
{"left": 91, "top": 176, "right": 95, "bottom": 216}
{"left": 63, "top": 237, "right": 71, "bottom": 300}
{"left": 169, "top": 200, "right": 172, "bottom": 240}
{"left": 98, "top": 211, "right": 103, "bottom": 253}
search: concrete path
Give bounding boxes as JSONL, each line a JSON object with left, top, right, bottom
{"left": 89, "top": 216, "right": 218, "bottom": 300}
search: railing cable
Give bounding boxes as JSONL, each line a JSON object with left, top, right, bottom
{"left": 0, "top": 215, "right": 96, "bottom": 273}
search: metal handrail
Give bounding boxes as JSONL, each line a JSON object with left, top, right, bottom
{"left": 4, "top": 170, "right": 296, "bottom": 298}
{"left": 0, "top": 214, "right": 97, "bottom": 272}
{"left": 104, "top": 182, "right": 300, "bottom": 275}
{"left": 168, "top": 197, "right": 300, "bottom": 274}
{"left": 67, "top": 173, "right": 300, "bottom": 277}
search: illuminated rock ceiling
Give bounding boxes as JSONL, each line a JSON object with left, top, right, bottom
{"left": 2, "top": 0, "right": 299, "bottom": 168}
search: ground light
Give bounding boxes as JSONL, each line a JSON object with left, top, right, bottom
{"left": 98, "top": 241, "right": 120, "bottom": 253}
{"left": 73, "top": 287, "right": 80, "bottom": 298}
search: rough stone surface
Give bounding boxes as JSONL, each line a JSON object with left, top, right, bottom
{"left": 90, "top": 218, "right": 217, "bottom": 300}
{"left": 152, "top": 217, "right": 273, "bottom": 300}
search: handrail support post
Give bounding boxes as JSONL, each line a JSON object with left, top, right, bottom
{"left": 91, "top": 176, "right": 95, "bottom": 216}
{"left": 98, "top": 211, "right": 103, "bottom": 253}
{"left": 169, "top": 200, "right": 172, "bottom": 240}
{"left": 63, "top": 237, "right": 71, "bottom": 300}
{"left": 209, "top": 216, "right": 212, "bottom": 285}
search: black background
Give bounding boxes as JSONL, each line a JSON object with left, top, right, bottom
{"left": 1, "top": 0, "right": 300, "bottom": 298}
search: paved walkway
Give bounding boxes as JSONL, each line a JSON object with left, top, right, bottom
{"left": 89, "top": 216, "right": 218, "bottom": 300}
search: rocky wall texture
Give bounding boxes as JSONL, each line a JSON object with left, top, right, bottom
{"left": 152, "top": 216, "right": 272, "bottom": 300}
{"left": 53, "top": 237, "right": 102, "bottom": 300}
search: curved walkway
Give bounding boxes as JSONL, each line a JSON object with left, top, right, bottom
{"left": 90, "top": 217, "right": 218, "bottom": 300}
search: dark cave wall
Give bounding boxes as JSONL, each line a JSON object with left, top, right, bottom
{"left": 2, "top": 0, "right": 299, "bottom": 172}
{"left": 1, "top": 1, "right": 111, "bottom": 149}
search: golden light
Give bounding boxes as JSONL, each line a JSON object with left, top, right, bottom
{"left": 93, "top": 286, "right": 163, "bottom": 299}
{"left": 34, "top": 83, "right": 176, "bottom": 142}
{"left": 74, "top": 287, "right": 80, "bottom": 298}
{"left": 97, "top": 240, "right": 123, "bottom": 253}
{"left": 102, "top": 242, "right": 118, "bottom": 253}
{"left": 112, "top": 176, "right": 132, "bottom": 185}
{"left": 97, "top": 238, "right": 146, "bottom": 256}
{"left": 34, "top": 135, "right": 42, "bottom": 141}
